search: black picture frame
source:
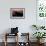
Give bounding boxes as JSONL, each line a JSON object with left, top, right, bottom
{"left": 10, "top": 8, "right": 25, "bottom": 19}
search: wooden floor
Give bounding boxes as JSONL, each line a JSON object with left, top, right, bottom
{"left": 0, "top": 42, "right": 46, "bottom": 46}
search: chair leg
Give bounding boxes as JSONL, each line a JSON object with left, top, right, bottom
{"left": 4, "top": 41, "right": 7, "bottom": 46}
{"left": 4, "top": 33, "right": 7, "bottom": 46}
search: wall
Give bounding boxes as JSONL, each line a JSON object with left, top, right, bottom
{"left": 0, "top": 0, "right": 36, "bottom": 42}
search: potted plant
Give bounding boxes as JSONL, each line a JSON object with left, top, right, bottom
{"left": 32, "top": 25, "right": 39, "bottom": 30}
{"left": 32, "top": 24, "right": 45, "bottom": 30}
{"left": 40, "top": 26, "right": 45, "bottom": 29}
{"left": 33, "top": 32, "right": 46, "bottom": 43}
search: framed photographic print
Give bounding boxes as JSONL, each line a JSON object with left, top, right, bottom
{"left": 10, "top": 8, "right": 25, "bottom": 19}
